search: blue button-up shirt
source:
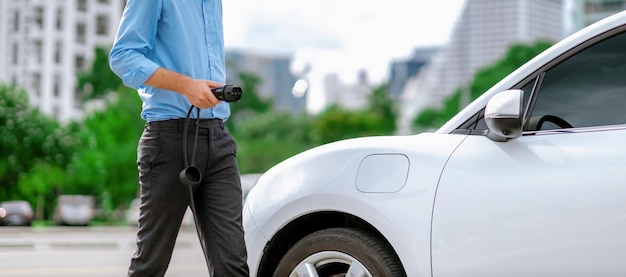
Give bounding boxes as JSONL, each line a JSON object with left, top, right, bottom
{"left": 109, "top": 0, "right": 229, "bottom": 122}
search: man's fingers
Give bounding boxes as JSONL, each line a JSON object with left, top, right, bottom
{"left": 192, "top": 96, "right": 220, "bottom": 109}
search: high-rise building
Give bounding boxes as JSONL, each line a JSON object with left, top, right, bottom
{"left": 0, "top": 0, "right": 124, "bottom": 122}
{"left": 399, "top": 0, "right": 564, "bottom": 134}
{"left": 388, "top": 47, "right": 438, "bottom": 100}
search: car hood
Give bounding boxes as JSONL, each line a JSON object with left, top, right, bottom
{"left": 253, "top": 134, "right": 419, "bottom": 196}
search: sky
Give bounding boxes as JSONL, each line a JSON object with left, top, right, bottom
{"left": 222, "top": 0, "right": 466, "bottom": 112}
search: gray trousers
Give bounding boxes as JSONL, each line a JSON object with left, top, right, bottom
{"left": 128, "top": 119, "right": 249, "bottom": 277}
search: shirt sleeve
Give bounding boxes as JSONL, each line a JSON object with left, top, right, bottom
{"left": 109, "top": 0, "right": 162, "bottom": 89}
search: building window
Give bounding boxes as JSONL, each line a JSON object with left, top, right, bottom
{"left": 34, "top": 7, "right": 44, "bottom": 30}
{"left": 55, "top": 41, "right": 63, "bottom": 64}
{"left": 77, "top": 0, "right": 87, "bottom": 12}
{"left": 96, "top": 15, "right": 108, "bottom": 35}
{"left": 76, "top": 23, "right": 86, "bottom": 44}
{"left": 12, "top": 11, "right": 20, "bottom": 31}
{"left": 12, "top": 43, "right": 19, "bottom": 64}
{"left": 56, "top": 8, "right": 63, "bottom": 31}
{"left": 54, "top": 77, "right": 60, "bottom": 97}
{"left": 74, "top": 88, "right": 83, "bottom": 105}
{"left": 34, "top": 40, "right": 43, "bottom": 63}
{"left": 53, "top": 106, "right": 61, "bottom": 120}
{"left": 75, "top": 55, "right": 86, "bottom": 70}
{"left": 32, "top": 73, "right": 41, "bottom": 98}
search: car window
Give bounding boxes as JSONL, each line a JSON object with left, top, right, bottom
{"left": 526, "top": 31, "right": 626, "bottom": 131}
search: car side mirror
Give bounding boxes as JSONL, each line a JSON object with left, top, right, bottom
{"left": 485, "top": 89, "right": 523, "bottom": 142}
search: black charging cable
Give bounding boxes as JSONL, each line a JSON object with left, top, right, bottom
{"left": 179, "top": 105, "right": 212, "bottom": 272}
{"left": 178, "top": 85, "right": 242, "bottom": 274}
{"left": 180, "top": 106, "right": 202, "bottom": 186}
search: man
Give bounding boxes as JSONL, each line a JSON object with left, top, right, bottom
{"left": 109, "top": 1, "right": 249, "bottom": 276}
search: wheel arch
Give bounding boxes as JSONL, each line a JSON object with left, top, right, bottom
{"left": 255, "top": 210, "right": 407, "bottom": 276}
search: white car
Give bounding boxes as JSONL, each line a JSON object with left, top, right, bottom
{"left": 53, "top": 195, "right": 95, "bottom": 226}
{"left": 243, "top": 11, "right": 626, "bottom": 277}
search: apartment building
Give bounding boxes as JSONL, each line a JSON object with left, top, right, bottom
{"left": 0, "top": 0, "right": 124, "bottom": 122}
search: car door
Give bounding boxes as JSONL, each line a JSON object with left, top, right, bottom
{"left": 431, "top": 29, "right": 626, "bottom": 276}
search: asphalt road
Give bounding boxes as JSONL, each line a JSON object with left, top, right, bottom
{"left": 0, "top": 226, "right": 209, "bottom": 277}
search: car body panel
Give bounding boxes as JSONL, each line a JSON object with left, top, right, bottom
{"left": 432, "top": 128, "right": 626, "bottom": 276}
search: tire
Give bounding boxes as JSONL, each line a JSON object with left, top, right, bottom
{"left": 274, "top": 227, "right": 406, "bottom": 277}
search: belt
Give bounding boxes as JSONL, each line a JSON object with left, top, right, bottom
{"left": 146, "top": 118, "right": 224, "bottom": 131}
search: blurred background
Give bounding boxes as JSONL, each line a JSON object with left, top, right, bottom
{"left": 0, "top": 0, "right": 624, "bottom": 228}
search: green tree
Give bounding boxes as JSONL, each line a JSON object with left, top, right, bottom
{"left": 77, "top": 46, "right": 123, "bottom": 101}
{"left": 0, "top": 84, "right": 80, "bottom": 215}
{"left": 17, "top": 162, "right": 68, "bottom": 220}
{"left": 313, "top": 84, "right": 397, "bottom": 144}
{"left": 412, "top": 41, "right": 553, "bottom": 131}
{"left": 367, "top": 84, "right": 397, "bottom": 134}
{"left": 9, "top": 87, "right": 143, "bottom": 220}
{"left": 64, "top": 88, "right": 144, "bottom": 215}
{"left": 233, "top": 111, "right": 315, "bottom": 173}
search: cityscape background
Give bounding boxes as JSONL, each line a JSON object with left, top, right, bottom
{"left": 0, "top": 0, "right": 625, "bottom": 131}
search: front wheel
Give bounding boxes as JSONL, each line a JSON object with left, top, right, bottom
{"left": 274, "top": 227, "right": 406, "bottom": 277}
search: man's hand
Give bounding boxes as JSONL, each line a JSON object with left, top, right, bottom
{"left": 144, "top": 68, "right": 224, "bottom": 109}
{"left": 183, "top": 79, "right": 223, "bottom": 109}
